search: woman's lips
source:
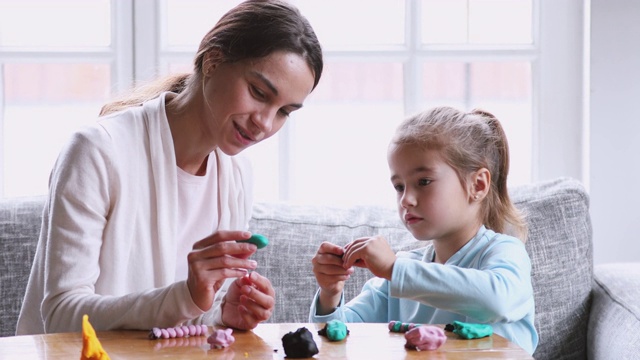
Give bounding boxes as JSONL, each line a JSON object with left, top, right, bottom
{"left": 234, "top": 122, "right": 255, "bottom": 145}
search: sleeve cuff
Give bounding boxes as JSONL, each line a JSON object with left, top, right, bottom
{"left": 210, "top": 278, "right": 233, "bottom": 326}
{"left": 308, "top": 288, "right": 344, "bottom": 322}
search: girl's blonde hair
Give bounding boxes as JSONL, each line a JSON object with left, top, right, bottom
{"left": 391, "top": 106, "right": 528, "bottom": 242}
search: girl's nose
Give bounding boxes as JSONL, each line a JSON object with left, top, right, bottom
{"left": 400, "top": 190, "right": 417, "bottom": 208}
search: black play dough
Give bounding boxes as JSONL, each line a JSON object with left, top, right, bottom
{"left": 281, "top": 327, "right": 319, "bottom": 358}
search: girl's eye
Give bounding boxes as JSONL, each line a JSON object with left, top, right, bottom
{"left": 418, "top": 178, "right": 431, "bottom": 186}
{"left": 393, "top": 184, "right": 404, "bottom": 193}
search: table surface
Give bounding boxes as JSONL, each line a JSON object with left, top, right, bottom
{"left": 0, "top": 323, "right": 533, "bottom": 359}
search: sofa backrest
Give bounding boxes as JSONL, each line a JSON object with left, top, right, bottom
{"left": 248, "top": 177, "right": 593, "bottom": 360}
{"left": 248, "top": 200, "right": 420, "bottom": 323}
{"left": 0, "top": 177, "right": 593, "bottom": 360}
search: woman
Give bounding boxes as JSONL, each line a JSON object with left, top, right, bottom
{"left": 17, "top": 0, "right": 322, "bottom": 335}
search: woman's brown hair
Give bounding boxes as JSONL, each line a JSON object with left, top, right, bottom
{"left": 100, "top": 0, "right": 323, "bottom": 116}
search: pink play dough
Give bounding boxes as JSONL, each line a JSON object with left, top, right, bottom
{"left": 404, "top": 325, "right": 447, "bottom": 351}
{"left": 207, "top": 328, "right": 235, "bottom": 349}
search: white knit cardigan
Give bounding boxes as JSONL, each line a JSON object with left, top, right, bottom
{"left": 16, "top": 93, "right": 253, "bottom": 335}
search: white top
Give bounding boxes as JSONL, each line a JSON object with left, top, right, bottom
{"left": 175, "top": 159, "right": 219, "bottom": 280}
{"left": 16, "top": 92, "right": 253, "bottom": 335}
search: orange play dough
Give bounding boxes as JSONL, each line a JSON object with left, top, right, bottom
{"left": 81, "top": 314, "right": 111, "bottom": 360}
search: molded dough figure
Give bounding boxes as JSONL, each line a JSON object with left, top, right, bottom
{"left": 148, "top": 324, "right": 209, "bottom": 339}
{"left": 388, "top": 320, "right": 420, "bottom": 333}
{"left": 81, "top": 315, "right": 111, "bottom": 360}
{"left": 404, "top": 325, "right": 447, "bottom": 351}
{"left": 207, "top": 328, "right": 235, "bottom": 349}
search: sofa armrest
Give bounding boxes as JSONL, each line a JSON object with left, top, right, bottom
{"left": 0, "top": 196, "right": 45, "bottom": 337}
{"left": 587, "top": 263, "right": 640, "bottom": 360}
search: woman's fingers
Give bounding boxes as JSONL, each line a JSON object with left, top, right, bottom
{"left": 192, "top": 230, "right": 252, "bottom": 250}
{"left": 237, "top": 273, "right": 275, "bottom": 320}
{"left": 186, "top": 231, "right": 259, "bottom": 311}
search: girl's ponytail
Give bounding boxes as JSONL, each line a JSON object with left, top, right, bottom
{"left": 471, "top": 109, "right": 528, "bottom": 242}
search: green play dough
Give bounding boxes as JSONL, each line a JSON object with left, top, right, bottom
{"left": 239, "top": 234, "right": 269, "bottom": 249}
{"left": 452, "top": 321, "right": 493, "bottom": 339}
{"left": 323, "top": 320, "right": 349, "bottom": 341}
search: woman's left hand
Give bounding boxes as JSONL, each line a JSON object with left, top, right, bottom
{"left": 220, "top": 271, "right": 275, "bottom": 330}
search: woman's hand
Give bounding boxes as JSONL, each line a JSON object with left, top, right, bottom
{"left": 186, "top": 230, "right": 258, "bottom": 312}
{"left": 221, "top": 272, "right": 275, "bottom": 330}
{"left": 343, "top": 236, "right": 396, "bottom": 280}
{"left": 311, "top": 242, "right": 354, "bottom": 314}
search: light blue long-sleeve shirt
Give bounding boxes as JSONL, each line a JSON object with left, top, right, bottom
{"left": 309, "top": 226, "right": 538, "bottom": 355}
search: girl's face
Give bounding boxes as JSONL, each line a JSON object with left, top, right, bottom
{"left": 388, "top": 143, "right": 480, "bottom": 245}
{"left": 203, "top": 51, "right": 315, "bottom": 155}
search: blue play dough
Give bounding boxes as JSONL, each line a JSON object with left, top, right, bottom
{"left": 238, "top": 234, "right": 269, "bottom": 249}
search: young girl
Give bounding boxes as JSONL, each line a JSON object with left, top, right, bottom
{"left": 309, "top": 106, "right": 538, "bottom": 355}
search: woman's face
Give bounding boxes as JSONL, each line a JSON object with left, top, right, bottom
{"left": 203, "top": 51, "right": 315, "bottom": 155}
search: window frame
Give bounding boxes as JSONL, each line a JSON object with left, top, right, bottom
{"left": 0, "top": 0, "right": 135, "bottom": 197}
{"left": 0, "top": 0, "right": 586, "bottom": 200}
{"left": 136, "top": 0, "right": 586, "bottom": 201}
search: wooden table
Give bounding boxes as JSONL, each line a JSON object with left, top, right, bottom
{"left": 0, "top": 323, "right": 533, "bottom": 359}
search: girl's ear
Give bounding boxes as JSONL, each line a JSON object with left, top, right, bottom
{"left": 469, "top": 168, "right": 491, "bottom": 202}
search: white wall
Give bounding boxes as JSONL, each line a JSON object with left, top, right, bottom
{"left": 590, "top": 0, "right": 640, "bottom": 264}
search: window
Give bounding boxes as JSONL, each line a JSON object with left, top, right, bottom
{"left": 0, "top": 0, "right": 585, "bottom": 209}
{"left": 0, "top": 0, "right": 133, "bottom": 197}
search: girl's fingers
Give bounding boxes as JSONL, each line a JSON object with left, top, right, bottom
{"left": 343, "top": 237, "right": 368, "bottom": 252}
{"left": 318, "top": 242, "right": 345, "bottom": 257}
{"left": 343, "top": 242, "right": 366, "bottom": 268}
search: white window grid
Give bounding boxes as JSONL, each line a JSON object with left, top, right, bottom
{"left": 0, "top": 0, "right": 586, "bottom": 200}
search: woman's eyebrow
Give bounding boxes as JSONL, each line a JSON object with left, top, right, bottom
{"left": 250, "top": 71, "right": 279, "bottom": 96}
{"left": 250, "top": 70, "right": 304, "bottom": 109}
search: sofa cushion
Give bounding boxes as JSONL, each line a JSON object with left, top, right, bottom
{"left": 588, "top": 263, "right": 640, "bottom": 359}
{"left": 0, "top": 196, "right": 45, "bottom": 337}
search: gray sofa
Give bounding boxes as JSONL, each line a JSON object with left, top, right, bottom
{"left": 1, "top": 177, "right": 639, "bottom": 359}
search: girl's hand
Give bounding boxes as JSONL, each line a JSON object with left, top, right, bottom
{"left": 186, "top": 230, "right": 258, "bottom": 312}
{"left": 311, "top": 242, "right": 354, "bottom": 314}
{"left": 343, "top": 236, "right": 396, "bottom": 280}
{"left": 221, "top": 272, "right": 275, "bottom": 330}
